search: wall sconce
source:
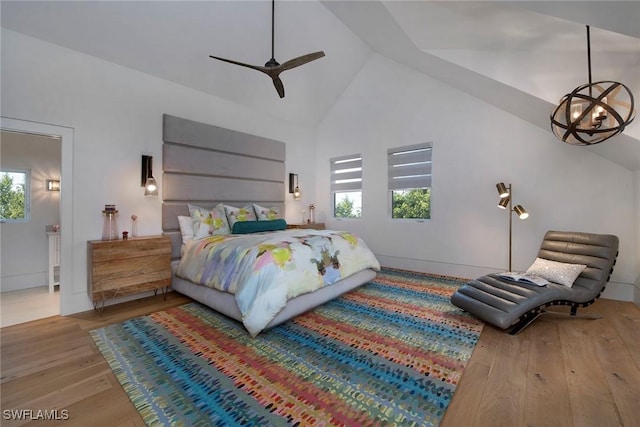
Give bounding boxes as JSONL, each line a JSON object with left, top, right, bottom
{"left": 496, "top": 182, "right": 529, "bottom": 271}
{"left": 141, "top": 155, "right": 158, "bottom": 196}
{"left": 46, "top": 180, "right": 61, "bottom": 191}
{"left": 550, "top": 26, "right": 635, "bottom": 145}
{"left": 289, "top": 173, "right": 301, "bottom": 200}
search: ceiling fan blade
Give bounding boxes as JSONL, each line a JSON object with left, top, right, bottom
{"left": 279, "top": 51, "right": 325, "bottom": 72}
{"left": 209, "top": 55, "right": 267, "bottom": 74}
{"left": 208, "top": 0, "right": 325, "bottom": 99}
{"left": 211, "top": 54, "right": 287, "bottom": 97}
{"left": 272, "top": 76, "right": 285, "bottom": 98}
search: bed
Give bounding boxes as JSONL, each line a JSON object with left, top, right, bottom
{"left": 161, "top": 114, "right": 379, "bottom": 336}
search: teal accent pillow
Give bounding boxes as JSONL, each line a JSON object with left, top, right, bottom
{"left": 232, "top": 219, "right": 287, "bottom": 234}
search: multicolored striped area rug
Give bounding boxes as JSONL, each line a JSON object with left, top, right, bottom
{"left": 90, "top": 268, "right": 483, "bottom": 426}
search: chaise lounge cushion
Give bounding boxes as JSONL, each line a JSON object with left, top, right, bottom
{"left": 450, "top": 230, "right": 619, "bottom": 332}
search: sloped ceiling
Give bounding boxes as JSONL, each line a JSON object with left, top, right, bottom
{"left": 0, "top": 0, "right": 371, "bottom": 127}
{"left": 2, "top": 1, "right": 639, "bottom": 169}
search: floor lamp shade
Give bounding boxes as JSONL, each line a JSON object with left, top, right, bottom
{"left": 495, "top": 182, "right": 529, "bottom": 271}
{"left": 496, "top": 182, "right": 509, "bottom": 198}
{"left": 514, "top": 205, "right": 529, "bottom": 219}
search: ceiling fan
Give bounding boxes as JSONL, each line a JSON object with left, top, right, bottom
{"left": 209, "top": 0, "right": 325, "bottom": 98}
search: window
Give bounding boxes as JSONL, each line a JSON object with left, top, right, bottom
{"left": 387, "top": 143, "right": 432, "bottom": 219}
{"left": 0, "top": 169, "right": 31, "bottom": 223}
{"left": 330, "top": 154, "right": 362, "bottom": 218}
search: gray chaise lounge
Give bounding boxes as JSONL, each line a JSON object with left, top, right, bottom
{"left": 450, "top": 230, "right": 619, "bottom": 334}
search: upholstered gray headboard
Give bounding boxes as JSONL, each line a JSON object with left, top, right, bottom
{"left": 161, "top": 114, "right": 286, "bottom": 259}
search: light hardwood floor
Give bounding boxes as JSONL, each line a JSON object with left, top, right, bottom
{"left": 1, "top": 293, "right": 639, "bottom": 426}
{"left": 1, "top": 287, "right": 60, "bottom": 328}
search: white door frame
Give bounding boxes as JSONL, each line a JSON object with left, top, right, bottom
{"left": 1, "top": 116, "right": 74, "bottom": 315}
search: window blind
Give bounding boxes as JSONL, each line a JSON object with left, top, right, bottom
{"left": 387, "top": 143, "right": 432, "bottom": 191}
{"left": 330, "top": 154, "right": 362, "bottom": 192}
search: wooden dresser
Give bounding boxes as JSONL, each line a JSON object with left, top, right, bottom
{"left": 87, "top": 235, "right": 171, "bottom": 310}
{"left": 287, "top": 223, "right": 326, "bottom": 230}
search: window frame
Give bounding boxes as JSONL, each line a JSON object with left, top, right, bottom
{"left": 0, "top": 168, "right": 31, "bottom": 223}
{"left": 387, "top": 143, "right": 432, "bottom": 221}
{"left": 330, "top": 154, "right": 362, "bottom": 219}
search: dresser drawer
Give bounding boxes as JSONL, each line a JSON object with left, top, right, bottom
{"left": 87, "top": 235, "right": 171, "bottom": 306}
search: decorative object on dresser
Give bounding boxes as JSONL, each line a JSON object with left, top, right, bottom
{"left": 101, "top": 204, "right": 119, "bottom": 241}
{"left": 130, "top": 214, "right": 138, "bottom": 237}
{"left": 87, "top": 235, "right": 171, "bottom": 311}
{"left": 308, "top": 203, "right": 315, "bottom": 222}
{"left": 286, "top": 222, "right": 325, "bottom": 230}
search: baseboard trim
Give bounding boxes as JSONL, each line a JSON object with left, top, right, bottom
{"left": 1, "top": 273, "right": 47, "bottom": 293}
{"left": 601, "top": 281, "right": 635, "bottom": 302}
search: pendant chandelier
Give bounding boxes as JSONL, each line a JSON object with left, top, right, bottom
{"left": 550, "top": 26, "right": 635, "bottom": 145}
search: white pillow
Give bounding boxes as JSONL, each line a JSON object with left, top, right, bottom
{"left": 188, "top": 203, "right": 231, "bottom": 240}
{"left": 525, "top": 257, "right": 587, "bottom": 288}
{"left": 177, "top": 215, "right": 194, "bottom": 244}
{"left": 252, "top": 203, "right": 282, "bottom": 221}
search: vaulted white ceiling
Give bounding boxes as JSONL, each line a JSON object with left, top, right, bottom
{"left": 2, "top": 1, "right": 639, "bottom": 169}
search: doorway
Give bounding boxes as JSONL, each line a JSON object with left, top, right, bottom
{"left": 0, "top": 117, "right": 74, "bottom": 325}
{"left": 1, "top": 130, "right": 61, "bottom": 326}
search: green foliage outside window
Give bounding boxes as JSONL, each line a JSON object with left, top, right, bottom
{"left": 0, "top": 172, "right": 27, "bottom": 220}
{"left": 334, "top": 194, "right": 361, "bottom": 218}
{"left": 392, "top": 188, "right": 431, "bottom": 219}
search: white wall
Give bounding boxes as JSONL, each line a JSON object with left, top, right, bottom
{"left": 1, "top": 29, "right": 317, "bottom": 314}
{"left": 635, "top": 170, "right": 640, "bottom": 305}
{"left": 0, "top": 131, "right": 61, "bottom": 291}
{"left": 316, "top": 54, "right": 637, "bottom": 299}
{"left": 2, "top": 29, "right": 636, "bottom": 314}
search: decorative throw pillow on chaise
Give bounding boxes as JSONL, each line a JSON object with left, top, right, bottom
{"left": 525, "top": 257, "right": 587, "bottom": 288}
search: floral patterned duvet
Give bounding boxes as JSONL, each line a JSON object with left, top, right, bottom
{"left": 176, "top": 229, "right": 380, "bottom": 336}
